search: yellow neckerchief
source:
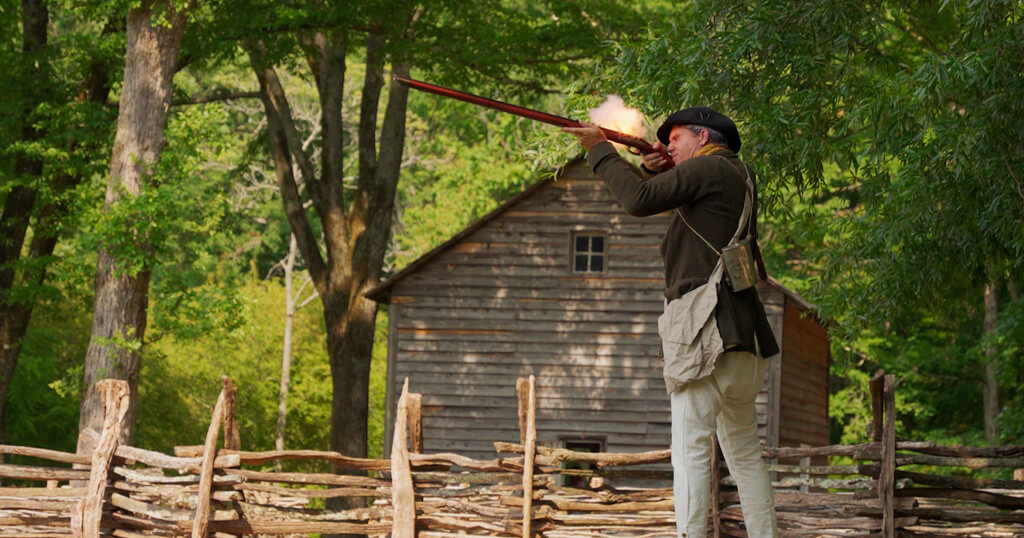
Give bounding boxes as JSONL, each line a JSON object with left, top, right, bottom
{"left": 695, "top": 143, "right": 730, "bottom": 157}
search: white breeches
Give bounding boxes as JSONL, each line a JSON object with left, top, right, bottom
{"left": 670, "top": 350, "right": 778, "bottom": 537}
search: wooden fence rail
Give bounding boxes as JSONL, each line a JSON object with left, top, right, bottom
{"left": 1, "top": 370, "right": 1022, "bottom": 537}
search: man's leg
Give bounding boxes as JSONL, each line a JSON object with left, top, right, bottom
{"left": 670, "top": 376, "right": 720, "bottom": 537}
{"left": 714, "top": 351, "right": 778, "bottom": 537}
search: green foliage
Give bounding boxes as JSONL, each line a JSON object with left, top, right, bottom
{"left": 4, "top": 292, "right": 92, "bottom": 452}
{"left": 138, "top": 277, "right": 331, "bottom": 462}
{"left": 394, "top": 99, "right": 537, "bottom": 266}
{"left": 602, "top": 0, "right": 1024, "bottom": 444}
{"left": 368, "top": 308, "right": 389, "bottom": 459}
{"left": 992, "top": 296, "right": 1024, "bottom": 440}
{"left": 1, "top": 1, "right": 122, "bottom": 181}
{"left": 77, "top": 105, "right": 233, "bottom": 276}
{"left": 7, "top": 0, "right": 637, "bottom": 453}
{"left": 12, "top": 0, "right": 1020, "bottom": 462}
{"left": 828, "top": 363, "right": 872, "bottom": 446}
{"left": 7, "top": 355, "right": 81, "bottom": 452}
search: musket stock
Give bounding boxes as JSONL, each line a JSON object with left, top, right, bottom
{"left": 394, "top": 75, "right": 674, "bottom": 169}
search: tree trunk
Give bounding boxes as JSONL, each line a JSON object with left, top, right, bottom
{"left": 1, "top": 172, "right": 76, "bottom": 443}
{"left": 326, "top": 297, "right": 373, "bottom": 462}
{"left": 247, "top": 17, "right": 416, "bottom": 514}
{"left": 0, "top": 9, "right": 115, "bottom": 446}
{"left": 77, "top": 0, "right": 192, "bottom": 449}
{"left": 0, "top": 0, "right": 48, "bottom": 291}
{"left": 275, "top": 235, "right": 298, "bottom": 469}
{"left": 0, "top": 0, "right": 49, "bottom": 447}
{"left": 982, "top": 278, "right": 1000, "bottom": 444}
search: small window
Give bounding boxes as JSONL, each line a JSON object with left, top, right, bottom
{"left": 572, "top": 234, "right": 606, "bottom": 274}
{"left": 561, "top": 439, "right": 604, "bottom": 488}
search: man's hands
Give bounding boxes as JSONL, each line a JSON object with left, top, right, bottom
{"left": 564, "top": 124, "right": 672, "bottom": 174}
{"left": 562, "top": 124, "right": 608, "bottom": 150}
{"left": 642, "top": 141, "right": 671, "bottom": 173}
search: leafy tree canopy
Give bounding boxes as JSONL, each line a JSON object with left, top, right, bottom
{"left": 600, "top": 0, "right": 1024, "bottom": 442}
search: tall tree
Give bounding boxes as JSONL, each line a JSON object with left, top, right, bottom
{"left": 78, "top": 0, "right": 195, "bottom": 445}
{"left": 0, "top": 3, "right": 117, "bottom": 443}
{"left": 0, "top": 0, "right": 49, "bottom": 443}
{"left": 238, "top": 0, "right": 649, "bottom": 467}
{"left": 245, "top": 19, "right": 415, "bottom": 470}
{"left": 274, "top": 234, "right": 317, "bottom": 465}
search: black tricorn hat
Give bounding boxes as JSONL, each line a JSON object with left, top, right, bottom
{"left": 656, "top": 106, "right": 741, "bottom": 153}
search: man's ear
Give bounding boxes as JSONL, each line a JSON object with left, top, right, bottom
{"left": 698, "top": 129, "right": 710, "bottom": 146}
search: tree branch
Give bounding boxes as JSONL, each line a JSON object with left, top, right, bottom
{"left": 997, "top": 139, "right": 1024, "bottom": 202}
{"left": 354, "top": 63, "right": 410, "bottom": 290}
{"left": 887, "top": 15, "right": 947, "bottom": 57}
{"left": 423, "top": 44, "right": 564, "bottom": 95}
{"left": 351, "top": 6, "right": 422, "bottom": 300}
{"left": 245, "top": 40, "right": 325, "bottom": 209}
{"left": 304, "top": 30, "right": 351, "bottom": 295}
{"left": 247, "top": 41, "right": 328, "bottom": 291}
{"left": 297, "top": 280, "right": 319, "bottom": 309}
{"left": 348, "top": 29, "right": 386, "bottom": 239}
{"left": 172, "top": 90, "right": 260, "bottom": 106}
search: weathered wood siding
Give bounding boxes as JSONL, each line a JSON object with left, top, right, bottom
{"left": 757, "top": 283, "right": 786, "bottom": 448}
{"left": 388, "top": 166, "right": 671, "bottom": 459}
{"left": 777, "top": 300, "right": 830, "bottom": 447}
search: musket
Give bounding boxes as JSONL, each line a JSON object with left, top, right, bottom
{"left": 394, "top": 75, "right": 674, "bottom": 169}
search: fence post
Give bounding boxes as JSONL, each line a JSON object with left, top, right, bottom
{"left": 711, "top": 434, "right": 722, "bottom": 538}
{"left": 869, "top": 369, "right": 885, "bottom": 441}
{"left": 799, "top": 456, "right": 810, "bottom": 494}
{"left": 408, "top": 393, "right": 423, "bottom": 454}
{"left": 72, "top": 379, "right": 130, "bottom": 538}
{"left": 519, "top": 376, "right": 537, "bottom": 538}
{"left": 517, "top": 377, "right": 529, "bottom": 444}
{"left": 880, "top": 374, "right": 897, "bottom": 538}
{"left": 222, "top": 376, "right": 240, "bottom": 450}
{"left": 192, "top": 376, "right": 231, "bottom": 538}
{"left": 869, "top": 370, "right": 897, "bottom": 537}
{"left": 390, "top": 378, "right": 415, "bottom": 538}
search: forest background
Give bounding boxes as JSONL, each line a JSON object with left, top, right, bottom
{"left": 1, "top": 0, "right": 1022, "bottom": 470}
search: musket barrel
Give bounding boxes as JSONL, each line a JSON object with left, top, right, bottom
{"left": 394, "top": 75, "right": 673, "bottom": 167}
{"left": 395, "top": 75, "right": 581, "bottom": 128}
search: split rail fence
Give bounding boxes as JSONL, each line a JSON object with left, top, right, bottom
{"left": 1, "top": 371, "right": 1023, "bottom": 537}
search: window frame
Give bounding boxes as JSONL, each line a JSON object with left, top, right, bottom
{"left": 558, "top": 437, "right": 606, "bottom": 488}
{"left": 570, "top": 232, "right": 608, "bottom": 275}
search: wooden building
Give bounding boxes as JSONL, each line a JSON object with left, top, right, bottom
{"left": 367, "top": 158, "right": 830, "bottom": 460}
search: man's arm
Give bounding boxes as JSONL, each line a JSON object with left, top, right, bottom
{"left": 587, "top": 142, "right": 722, "bottom": 216}
{"left": 563, "top": 124, "right": 723, "bottom": 216}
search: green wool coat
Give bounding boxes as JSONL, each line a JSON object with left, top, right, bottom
{"left": 587, "top": 141, "right": 780, "bottom": 358}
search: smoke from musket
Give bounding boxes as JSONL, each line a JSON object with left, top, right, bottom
{"left": 588, "top": 96, "right": 647, "bottom": 139}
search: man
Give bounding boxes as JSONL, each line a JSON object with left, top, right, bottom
{"left": 564, "top": 107, "right": 780, "bottom": 537}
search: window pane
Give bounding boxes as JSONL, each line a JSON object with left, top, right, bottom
{"left": 574, "top": 255, "right": 588, "bottom": 272}
{"left": 575, "top": 235, "right": 589, "bottom": 252}
{"left": 591, "top": 236, "right": 604, "bottom": 253}
{"left": 590, "top": 255, "right": 604, "bottom": 272}
{"left": 565, "top": 440, "right": 602, "bottom": 452}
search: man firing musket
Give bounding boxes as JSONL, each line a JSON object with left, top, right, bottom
{"left": 400, "top": 76, "right": 780, "bottom": 538}
{"left": 564, "top": 110, "right": 779, "bottom": 538}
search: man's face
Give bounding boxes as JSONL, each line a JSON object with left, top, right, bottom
{"left": 667, "top": 125, "right": 707, "bottom": 164}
